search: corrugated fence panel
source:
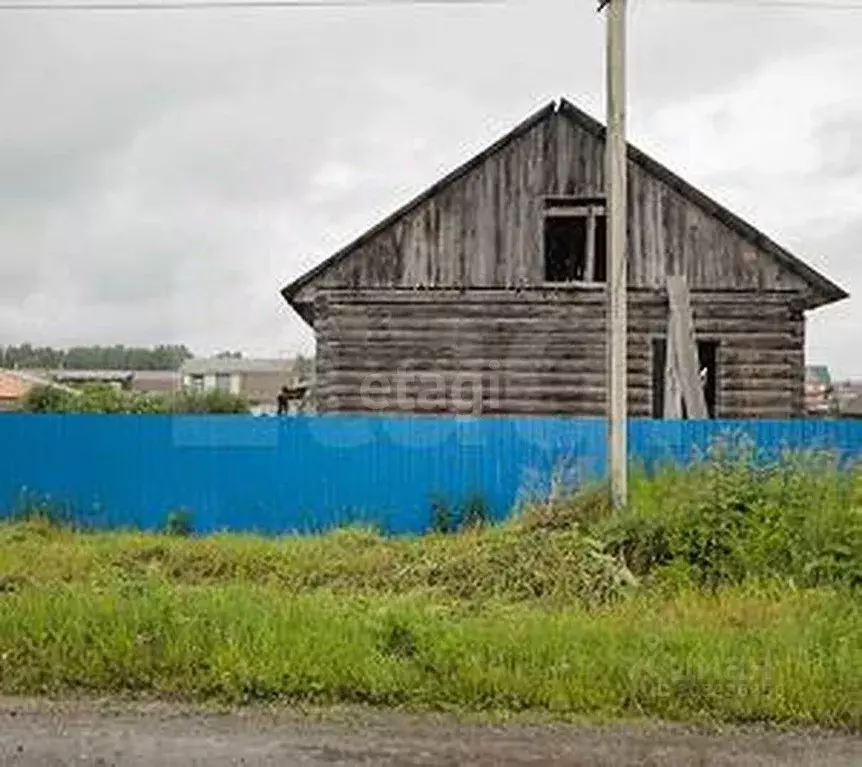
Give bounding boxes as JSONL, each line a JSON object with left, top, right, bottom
{"left": 2, "top": 414, "right": 862, "bottom": 534}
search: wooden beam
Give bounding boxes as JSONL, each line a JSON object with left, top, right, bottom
{"left": 585, "top": 207, "right": 597, "bottom": 282}
{"left": 666, "top": 275, "right": 708, "bottom": 419}
{"left": 663, "top": 331, "right": 682, "bottom": 419}
{"left": 544, "top": 206, "right": 596, "bottom": 218}
{"left": 543, "top": 195, "right": 607, "bottom": 208}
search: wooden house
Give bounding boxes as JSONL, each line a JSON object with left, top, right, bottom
{"left": 281, "top": 98, "right": 848, "bottom": 419}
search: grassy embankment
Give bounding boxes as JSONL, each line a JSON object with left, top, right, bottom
{"left": 0, "top": 444, "right": 860, "bottom": 728}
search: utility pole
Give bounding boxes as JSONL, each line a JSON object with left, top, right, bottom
{"left": 600, "top": 0, "right": 628, "bottom": 508}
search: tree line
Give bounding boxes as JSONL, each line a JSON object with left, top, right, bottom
{"left": 1, "top": 344, "right": 195, "bottom": 371}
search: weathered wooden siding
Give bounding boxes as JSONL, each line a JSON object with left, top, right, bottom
{"left": 314, "top": 289, "right": 805, "bottom": 419}
{"left": 293, "top": 111, "right": 809, "bottom": 302}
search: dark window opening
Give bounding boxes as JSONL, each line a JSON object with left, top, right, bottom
{"left": 699, "top": 341, "right": 718, "bottom": 419}
{"left": 652, "top": 338, "right": 719, "bottom": 419}
{"left": 593, "top": 214, "right": 607, "bottom": 282}
{"left": 651, "top": 338, "right": 667, "bottom": 419}
{"left": 544, "top": 216, "right": 587, "bottom": 282}
{"left": 543, "top": 205, "right": 607, "bottom": 283}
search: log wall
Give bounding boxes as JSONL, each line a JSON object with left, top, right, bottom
{"left": 314, "top": 288, "right": 805, "bottom": 419}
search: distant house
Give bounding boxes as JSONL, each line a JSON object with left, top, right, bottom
{"left": 130, "top": 370, "right": 182, "bottom": 395}
{"left": 179, "top": 358, "right": 309, "bottom": 414}
{"left": 804, "top": 366, "right": 834, "bottom": 417}
{"left": 833, "top": 380, "right": 862, "bottom": 419}
{"left": 0, "top": 370, "right": 78, "bottom": 411}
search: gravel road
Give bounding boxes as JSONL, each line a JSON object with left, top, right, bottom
{"left": 0, "top": 699, "right": 859, "bottom": 766}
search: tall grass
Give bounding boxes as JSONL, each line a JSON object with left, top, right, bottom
{"left": 518, "top": 443, "right": 862, "bottom": 591}
{"left": 0, "top": 522, "right": 634, "bottom": 606}
{"left": 0, "top": 585, "right": 858, "bottom": 728}
{"left": 0, "top": 444, "right": 860, "bottom": 727}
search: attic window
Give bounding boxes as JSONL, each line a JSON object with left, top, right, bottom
{"left": 543, "top": 197, "right": 607, "bottom": 283}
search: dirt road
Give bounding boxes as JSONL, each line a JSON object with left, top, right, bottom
{"left": 0, "top": 700, "right": 859, "bottom": 766}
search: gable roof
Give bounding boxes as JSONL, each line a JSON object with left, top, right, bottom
{"left": 281, "top": 97, "right": 848, "bottom": 313}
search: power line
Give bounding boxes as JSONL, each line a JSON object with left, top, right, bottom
{"left": 2, "top": 0, "right": 859, "bottom": 11}
{"left": 0, "top": 0, "right": 501, "bottom": 11}
{"left": 666, "top": 0, "right": 862, "bottom": 10}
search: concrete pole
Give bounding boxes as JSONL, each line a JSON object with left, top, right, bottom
{"left": 605, "top": 0, "right": 628, "bottom": 508}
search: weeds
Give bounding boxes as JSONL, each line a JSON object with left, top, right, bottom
{"left": 604, "top": 449, "right": 860, "bottom": 590}
{"left": 429, "top": 495, "right": 456, "bottom": 535}
{"left": 0, "top": 585, "right": 857, "bottom": 728}
{"left": 9, "top": 489, "right": 75, "bottom": 529}
{"left": 164, "top": 509, "right": 194, "bottom": 537}
{"left": 0, "top": 445, "right": 860, "bottom": 727}
{"left": 429, "top": 493, "right": 493, "bottom": 534}
{"left": 459, "top": 494, "right": 492, "bottom": 531}
{"left": 0, "top": 522, "right": 635, "bottom": 606}
{"left": 431, "top": 493, "right": 494, "bottom": 535}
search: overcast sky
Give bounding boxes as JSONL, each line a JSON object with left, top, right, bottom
{"left": 0, "top": 0, "right": 859, "bottom": 376}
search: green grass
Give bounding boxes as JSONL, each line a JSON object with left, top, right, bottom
{"left": 524, "top": 443, "right": 862, "bottom": 591}
{"left": 1, "top": 443, "right": 861, "bottom": 728}
{"left": 0, "top": 520, "right": 635, "bottom": 606}
{"left": 0, "top": 584, "right": 859, "bottom": 729}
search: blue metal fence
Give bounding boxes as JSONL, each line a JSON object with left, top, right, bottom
{"left": 2, "top": 414, "right": 861, "bottom": 534}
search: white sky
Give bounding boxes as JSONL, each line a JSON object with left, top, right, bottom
{"left": 0, "top": 0, "right": 859, "bottom": 377}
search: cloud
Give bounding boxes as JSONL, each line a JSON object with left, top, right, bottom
{"left": 628, "top": 0, "right": 846, "bottom": 107}
{"left": 803, "top": 215, "right": 862, "bottom": 379}
{"left": 816, "top": 110, "right": 862, "bottom": 182}
{"left": 0, "top": 0, "right": 859, "bottom": 380}
{"left": 637, "top": 47, "right": 862, "bottom": 229}
{"left": 628, "top": 41, "right": 862, "bottom": 380}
